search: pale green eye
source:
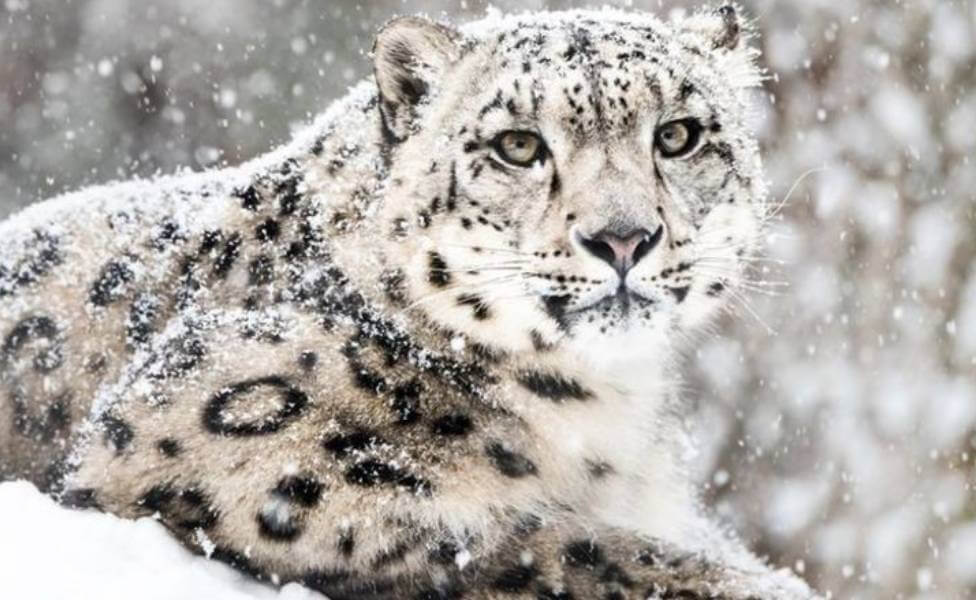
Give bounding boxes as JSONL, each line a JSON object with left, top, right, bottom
{"left": 654, "top": 118, "right": 703, "bottom": 158}
{"left": 493, "top": 131, "right": 546, "bottom": 166}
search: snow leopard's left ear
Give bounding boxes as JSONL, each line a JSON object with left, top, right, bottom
{"left": 373, "top": 16, "right": 462, "bottom": 142}
{"left": 680, "top": 4, "right": 747, "bottom": 51}
{"left": 678, "top": 4, "right": 761, "bottom": 87}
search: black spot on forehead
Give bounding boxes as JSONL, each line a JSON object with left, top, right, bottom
{"left": 488, "top": 17, "right": 705, "bottom": 138}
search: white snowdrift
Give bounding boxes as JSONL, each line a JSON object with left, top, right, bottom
{"left": 0, "top": 481, "right": 325, "bottom": 600}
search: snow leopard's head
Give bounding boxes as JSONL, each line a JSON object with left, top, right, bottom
{"left": 373, "top": 6, "right": 767, "bottom": 365}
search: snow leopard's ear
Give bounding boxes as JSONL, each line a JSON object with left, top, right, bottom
{"left": 682, "top": 4, "right": 746, "bottom": 51}
{"left": 373, "top": 16, "right": 462, "bottom": 142}
{"left": 678, "top": 4, "right": 761, "bottom": 88}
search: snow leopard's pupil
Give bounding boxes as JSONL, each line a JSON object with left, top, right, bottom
{"left": 494, "top": 130, "right": 545, "bottom": 166}
{"left": 655, "top": 118, "right": 702, "bottom": 158}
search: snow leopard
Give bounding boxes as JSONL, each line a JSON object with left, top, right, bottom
{"left": 0, "top": 5, "right": 817, "bottom": 599}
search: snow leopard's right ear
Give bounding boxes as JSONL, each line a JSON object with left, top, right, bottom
{"left": 373, "top": 16, "right": 462, "bottom": 142}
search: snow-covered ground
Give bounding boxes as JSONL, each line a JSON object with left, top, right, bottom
{"left": 0, "top": 481, "right": 323, "bottom": 600}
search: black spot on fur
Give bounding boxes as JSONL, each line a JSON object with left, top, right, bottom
{"left": 151, "top": 218, "right": 186, "bottom": 250}
{"left": 514, "top": 513, "right": 543, "bottom": 536}
{"left": 137, "top": 485, "right": 218, "bottom": 530}
{"left": 277, "top": 176, "right": 302, "bottom": 216}
{"left": 542, "top": 294, "right": 571, "bottom": 329}
{"left": 707, "top": 282, "right": 725, "bottom": 297}
{"left": 345, "top": 460, "right": 432, "bottom": 496}
{"left": 431, "top": 413, "right": 474, "bottom": 437}
{"left": 236, "top": 185, "right": 261, "bottom": 211}
{"left": 213, "top": 233, "right": 242, "bottom": 278}
{"left": 669, "top": 286, "right": 691, "bottom": 303}
{"left": 392, "top": 379, "right": 423, "bottom": 425}
{"left": 564, "top": 540, "right": 605, "bottom": 569}
{"left": 428, "top": 252, "right": 450, "bottom": 287}
{"left": 298, "top": 350, "right": 318, "bottom": 370}
{"left": 338, "top": 528, "right": 356, "bottom": 557}
{"left": 0, "top": 316, "right": 64, "bottom": 376}
{"left": 211, "top": 547, "right": 268, "bottom": 582}
{"left": 323, "top": 430, "right": 383, "bottom": 457}
{"left": 89, "top": 260, "right": 134, "bottom": 306}
{"left": 456, "top": 294, "right": 490, "bottom": 320}
{"left": 349, "top": 361, "right": 389, "bottom": 395}
{"left": 486, "top": 442, "right": 537, "bottom": 478}
{"left": 2, "top": 315, "right": 59, "bottom": 362}
{"left": 494, "top": 565, "right": 537, "bottom": 592}
{"left": 199, "top": 229, "right": 223, "bottom": 254}
{"left": 255, "top": 218, "right": 280, "bottom": 242}
{"left": 274, "top": 475, "right": 324, "bottom": 507}
{"left": 101, "top": 414, "right": 134, "bottom": 453}
{"left": 157, "top": 438, "right": 182, "bottom": 457}
{"left": 429, "top": 540, "right": 460, "bottom": 565}
{"left": 126, "top": 293, "right": 160, "bottom": 348}
{"left": 60, "top": 488, "right": 99, "bottom": 510}
{"left": 380, "top": 268, "right": 407, "bottom": 306}
{"left": 11, "top": 392, "right": 70, "bottom": 442}
{"left": 257, "top": 507, "right": 302, "bottom": 542}
{"left": 586, "top": 460, "right": 614, "bottom": 478}
{"left": 0, "top": 229, "right": 63, "bottom": 297}
{"left": 529, "top": 330, "right": 555, "bottom": 352}
{"left": 203, "top": 376, "right": 309, "bottom": 436}
{"left": 447, "top": 162, "right": 458, "bottom": 211}
{"left": 600, "top": 563, "right": 635, "bottom": 588}
{"left": 248, "top": 254, "right": 275, "bottom": 285}
{"left": 516, "top": 370, "right": 592, "bottom": 402}
{"left": 148, "top": 332, "right": 206, "bottom": 380}
{"left": 344, "top": 460, "right": 396, "bottom": 487}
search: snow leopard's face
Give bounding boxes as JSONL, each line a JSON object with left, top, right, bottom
{"left": 375, "top": 8, "right": 766, "bottom": 362}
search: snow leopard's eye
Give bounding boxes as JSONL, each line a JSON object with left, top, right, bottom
{"left": 654, "top": 118, "right": 703, "bottom": 158}
{"left": 492, "top": 131, "right": 547, "bottom": 167}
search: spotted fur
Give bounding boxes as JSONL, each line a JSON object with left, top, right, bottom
{"left": 0, "top": 6, "right": 816, "bottom": 599}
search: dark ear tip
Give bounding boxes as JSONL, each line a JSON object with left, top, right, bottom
{"left": 713, "top": 4, "right": 742, "bottom": 50}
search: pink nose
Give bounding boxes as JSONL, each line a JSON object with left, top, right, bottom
{"left": 578, "top": 226, "right": 663, "bottom": 273}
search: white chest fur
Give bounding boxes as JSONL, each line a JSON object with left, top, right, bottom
{"left": 503, "top": 343, "right": 698, "bottom": 546}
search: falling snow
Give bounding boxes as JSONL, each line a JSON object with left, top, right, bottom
{"left": 0, "top": 1, "right": 974, "bottom": 599}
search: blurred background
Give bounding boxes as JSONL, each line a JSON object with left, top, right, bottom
{"left": 1, "top": 0, "right": 974, "bottom": 597}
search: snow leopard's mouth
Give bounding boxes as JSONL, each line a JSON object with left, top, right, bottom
{"left": 542, "top": 287, "right": 657, "bottom": 327}
{"left": 581, "top": 287, "right": 657, "bottom": 315}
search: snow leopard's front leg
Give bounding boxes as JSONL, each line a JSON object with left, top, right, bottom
{"left": 455, "top": 524, "right": 818, "bottom": 600}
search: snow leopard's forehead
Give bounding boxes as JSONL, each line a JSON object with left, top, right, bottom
{"left": 457, "top": 9, "right": 760, "bottom": 113}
